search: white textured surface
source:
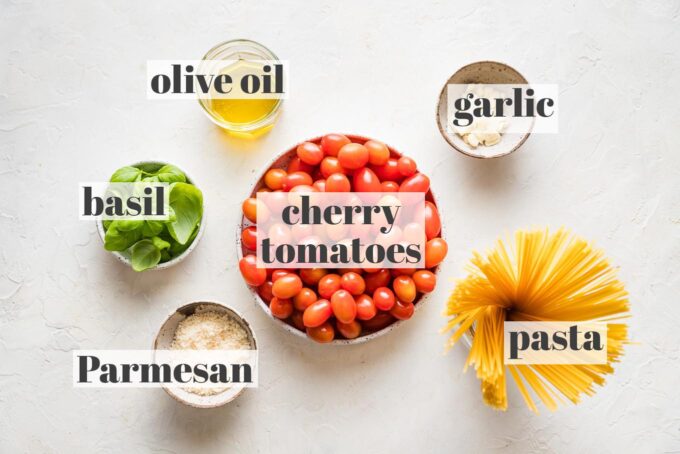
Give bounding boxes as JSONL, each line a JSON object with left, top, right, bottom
{"left": 1, "top": 0, "right": 679, "bottom": 452}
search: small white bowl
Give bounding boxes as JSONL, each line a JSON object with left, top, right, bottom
{"left": 96, "top": 161, "right": 205, "bottom": 271}
{"left": 154, "top": 301, "right": 257, "bottom": 408}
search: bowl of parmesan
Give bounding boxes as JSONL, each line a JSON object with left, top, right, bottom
{"left": 154, "top": 301, "right": 257, "bottom": 408}
{"left": 436, "top": 61, "right": 532, "bottom": 159}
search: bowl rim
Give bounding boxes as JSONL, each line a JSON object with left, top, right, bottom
{"left": 435, "top": 60, "right": 533, "bottom": 159}
{"left": 236, "top": 134, "right": 444, "bottom": 345}
{"left": 153, "top": 300, "right": 258, "bottom": 408}
{"left": 95, "top": 160, "right": 205, "bottom": 271}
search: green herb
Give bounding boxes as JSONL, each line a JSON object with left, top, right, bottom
{"left": 103, "top": 164, "right": 203, "bottom": 271}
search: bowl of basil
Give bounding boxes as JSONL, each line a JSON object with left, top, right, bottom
{"left": 96, "top": 161, "right": 205, "bottom": 272}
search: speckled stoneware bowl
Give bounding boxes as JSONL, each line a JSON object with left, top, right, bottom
{"left": 154, "top": 301, "right": 257, "bottom": 408}
{"left": 436, "top": 61, "right": 532, "bottom": 159}
{"left": 95, "top": 161, "right": 205, "bottom": 271}
{"left": 237, "top": 134, "right": 444, "bottom": 345}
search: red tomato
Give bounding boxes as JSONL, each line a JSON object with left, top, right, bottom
{"left": 393, "top": 275, "right": 416, "bottom": 303}
{"left": 353, "top": 167, "right": 381, "bottom": 192}
{"left": 239, "top": 255, "right": 266, "bottom": 286}
{"left": 297, "top": 141, "right": 324, "bottom": 165}
{"left": 381, "top": 181, "right": 399, "bottom": 192}
{"left": 293, "top": 287, "right": 317, "bottom": 311}
{"left": 321, "top": 134, "right": 350, "bottom": 157}
{"left": 326, "top": 173, "right": 351, "bottom": 192}
{"left": 287, "top": 157, "right": 315, "bottom": 174}
{"left": 306, "top": 321, "right": 335, "bottom": 343}
{"left": 338, "top": 143, "right": 369, "bottom": 170}
{"left": 413, "top": 270, "right": 436, "bottom": 293}
{"left": 257, "top": 281, "right": 274, "bottom": 303}
{"left": 272, "top": 274, "right": 303, "bottom": 299}
{"left": 300, "top": 268, "right": 328, "bottom": 285}
{"left": 264, "top": 168, "right": 287, "bottom": 190}
{"left": 397, "top": 157, "right": 417, "bottom": 176}
{"left": 371, "top": 158, "right": 402, "bottom": 182}
{"left": 425, "top": 238, "right": 448, "bottom": 268}
{"left": 331, "top": 289, "right": 357, "bottom": 323}
{"left": 270, "top": 297, "right": 293, "bottom": 319}
{"left": 399, "top": 172, "right": 430, "bottom": 193}
{"left": 391, "top": 268, "right": 416, "bottom": 277}
{"left": 361, "top": 311, "right": 395, "bottom": 331}
{"left": 364, "top": 269, "right": 391, "bottom": 294}
{"left": 355, "top": 294, "right": 377, "bottom": 320}
{"left": 320, "top": 157, "right": 346, "bottom": 178}
{"left": 340, "top": 272, "right": 366, "bottom": 295}
{"left": 283, "top": 171, "right": 313, "bottom": 191}
{"left": 271, "top": 270, "right": 289, "bottom": 282}
{"left": 303, "top": 299, "right": 332, "bottom": 328}
{"left": 290, "top": 311, "right": 305, "bottom": 330}
{"left": 365, "top": 140, "right": 390, "bottom": 166}
{"left": 373, "top": 287, "right": 396, "bottom": 311}
{"left": 241, "top": 226, "right": 257, "bottom": 250}
{"left": 424, "top": 201, "right": 441, "bottom": 240}
{"left": 313, "top": 179, "right": 326, "bottom": 192}
{"left": 317, "top": 274, "right": 341, "bottom": 298}
{"left": 242, "top": 198, "right": 269, "bottom": 223}
{"left": 390, "top": 300, "right": 415, "bottom": 320}
{"left": 336, "top": 320, "right": 361, "bottom": 339}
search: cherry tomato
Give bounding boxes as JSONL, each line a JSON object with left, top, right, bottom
{"left": 320, "top": 156, "right": 346, "bottom": 178}
{"left": 239, "top": 255, "right": 266, "bottom": 286}
{"left": 340, "top": 272, "right": 366, "bottom": 295}
{"left": 290, "top": 311, "right": 305, "bottom": 330}
{"left": 306, "top": 321, "right": 335, "bottom": 343}
{"left": 425, "top": 238, "right": 448, "bottom": 268}
{"left": 355, "top": 294, "right": 377, "bottom": 320}
{"left": 287, "top": 156, "right": 315, "bottom": 174}
{"left": 271, "top": 270, "right": 289, "bottom": 282}
{"left": 303, "top": 299, "right": 332, "bottom": 328}
{"left": 336, "top": 320, "right": 362, "bottom": 339}
{"left": 393, "top": 275, "right": 416, "bottom": 303}
{"left": 338, "top": 268, "right": 363, "bottom": 275}
{"left": 365, "top": 140, "right": 390, "bottom": 166}
{"left": 371, "top": 158, "right": 402, "bottom": 182}
{"left": 242, "top": 198, "right": 269, "bottom": 223}
{"left": 399, "top": 172, "right": 430, "bottom": 193}
{"left": 373, "top": 287, "right": 396, "bottom": 311}
{"left": 364, "top": 269, "right": 391, "bottom": 294}
{"left": 272, "top": 274, "right": 303, "bottom": 299}
{"left": 270, "top": 297, "right": 293, "bottom": 319}
{"left": 381, "top": 181, "right": 399, "bottom": 192}
{"left": 353, "top": 167, "right": 381, "bottom": 192}
{"left": 257, "top": 281, "right": 274, "bottom": 303}
{"left": 300, "top": 268, "right": 328, "bottom": 285}
{"left": 241, "top": 226, "right": 257, "bottom": 250}
{"left": 391, "top": 268, "right": 416, "bottom": 277}
{"left": 397, "top": 157, "right": 417, "bottom": 176}
{"left": 338, "top": 143, "right": 369, "bottom": 170}
{"left": 413, "top": 270, "right": 436, "bottom": 293}
{"left": 264, "top": 168, "right": 287, "bottom": 190}
{"left": 423, "top": 201, "right": 441, "bottom": 240}
{"left": 331, "top": 289, "right": 357, "bottom": 323}
{"left": 321, "top": 134, "right": 350, "bottom": 157}
{"left": 318, "top": 273, "right": 341, "bottom": 299}
{"left": 283, "top": 171, "right": 313, "bottom": 191}
{"left": 293, "top": 287, "right": 317, "bottom": 311}
{"left": 326, "top": 173, "right": 351, "bottom": 192}
{"left": 361, "top": 311, "right": 395, "bottom": 331}
{"left": 390, "top": 300, "right": 415, "bottom": 320}
{"left": 313, "top": 179, "right": 326, "bottom": 192}
{"left": 297, "top": 141, "right": 324, "bottom": 165}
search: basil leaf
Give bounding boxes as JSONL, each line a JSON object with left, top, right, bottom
{"left": 151, "top": 236, "right": 171, "bottom": 251}
{"left": 156, "top": 165, "right": 186, "bottom": 183}
{"left": 169, "top": 223, "right": 199, "bottom": 256}
{"left": 130, "top": 239, "right": 161, "bottom": 272}
{"left": 104, "top": 222, "right": 142, "bottom": 251}
{"left": 110, "top": 166, "right": 142, "bottom": 182}
{"left": 167, "top": 183, "right": 203, "bottom": 245}
{"left": 116, "top": 220, "right": 144, "bottom": 232}
{"left": 142, "top": 175, "right": 159, "bottom": 182}
{"left": 141, "top": 220, "right": 164, "bottom": 237}
{"left": 160, "top": 249, "right": 172, "bottom": 262}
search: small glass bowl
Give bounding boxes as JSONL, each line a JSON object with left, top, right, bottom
{"left": 198, "top": 39, "right": 283, "bottom": 136}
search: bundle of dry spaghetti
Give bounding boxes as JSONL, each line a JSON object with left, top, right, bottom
{"left": 443, "top": 228, "right": 629, "bottom": 412}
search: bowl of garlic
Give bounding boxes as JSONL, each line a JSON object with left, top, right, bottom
{"left": 436, "top": 61, "right": 532, "bottom": 159}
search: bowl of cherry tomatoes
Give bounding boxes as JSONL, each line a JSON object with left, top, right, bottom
{"left": 237, "top": 134, "right": 448, "bottom": 344}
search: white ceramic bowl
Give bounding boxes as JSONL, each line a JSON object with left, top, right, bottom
{"left": 237, "top": 135, "right": 444, "bottom": 345}
{"left": 154, "top": 301, "right": 257, "bottom": 408}
{"left": 96, "top": 161, "right": 205, "bottom": 271}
